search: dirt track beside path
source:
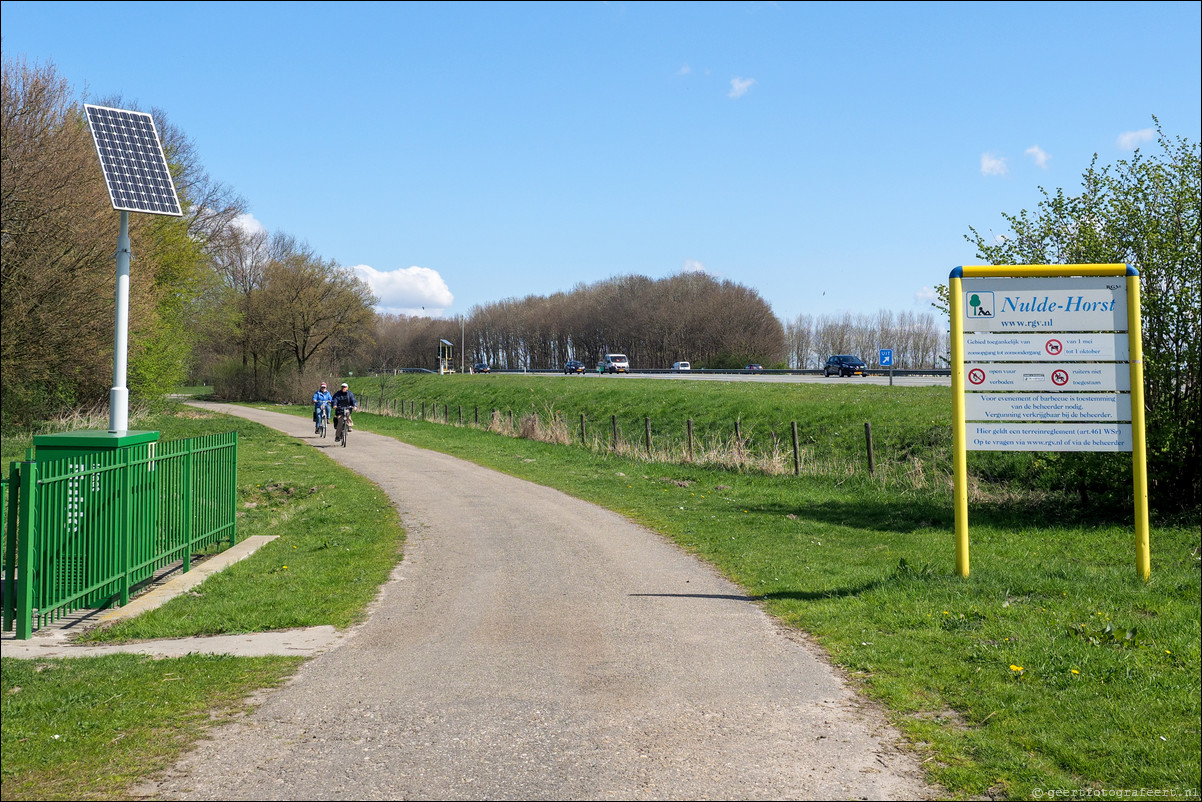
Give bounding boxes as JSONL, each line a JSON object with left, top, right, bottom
{"left": 139, "top": 402, "right": 933, "bottom": 800}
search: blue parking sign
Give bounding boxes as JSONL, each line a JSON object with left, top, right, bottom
{"left": 879, "top": 349, "right": 893, "bottom": 367}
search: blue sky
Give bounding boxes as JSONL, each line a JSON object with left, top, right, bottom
{"left": 4, "top": 1, "right": 1200, "bottom": 322}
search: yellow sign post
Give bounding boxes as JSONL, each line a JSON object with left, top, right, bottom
{"left": 950, "top": 264, "right": 1150, "bottom": 580}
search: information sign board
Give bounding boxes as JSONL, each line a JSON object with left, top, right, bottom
{"left": 961, "top": 277, "right": 1127, "bottom": 332}
{"left": 965, "top": 392, "right": 1131, "bottom": 422}
{"left": 879, "top": 349, "right": 893, "bottom": 367}
{"left": 967, "top": 423, "right": 1133, "bottom": 452}
{"left": 949, "top": 264, "right": 1149, "bottom": 580}
{"left": 963, "top": 333, "right": 1129, "bottom": 361}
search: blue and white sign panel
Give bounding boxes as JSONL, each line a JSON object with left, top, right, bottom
{"left": 968, "top": 423, "right": 1133, "bottom": 452}
{"left": 962, "top": 277, "right": 1126, "bottom": 332}
{"left": 964, "top": 333, "right": 1129, "bottom": 362}
{"left": 964, "top": 363, "right": 1129, "bottom": 393}
{"left": 965, "top": 392, "right": 1131, "bottom": 422}
{"left": 961, "top": 274, "right": 1132, "bottom": 452}
{"left": 879, "top": 349, "right": 893, "bottom": 367}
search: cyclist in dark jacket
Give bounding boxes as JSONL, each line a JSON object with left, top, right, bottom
{"left": 332, "top": 383, "right": 357, "bottom": 442}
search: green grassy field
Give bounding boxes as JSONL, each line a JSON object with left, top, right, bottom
{"left": 3, "top": 381, "right": 1199, "bottom": 800}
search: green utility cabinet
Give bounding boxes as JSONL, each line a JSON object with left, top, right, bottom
{"left": 32, "top": 430, "right": 162, "bottom": 608}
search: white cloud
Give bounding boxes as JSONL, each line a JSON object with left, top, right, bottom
{"left": 233, "top": 212, "right": 267, "bottom": 237}
{"left": 676, "top": 63, "right": 691, "bottom": 76}
{"left": 1117, "top": 128, "right": 1155, "bottom": 149}
{"left": 1024, "top": 145, "right": 1050, "bottom": 168}
{"left": 914, "top": 286, "right": 938, "bottom": 305}
{"left": 728, "top": 77, "right": 755, "bottom": 99}
{"left": 350, "top": 264, "right": 454, "bottom": 317}
{"left": 980, "top": 152, "right": 1008, "bottom": 176}
{"left": 682, "top": 259, "right": 707, "bottom": 273}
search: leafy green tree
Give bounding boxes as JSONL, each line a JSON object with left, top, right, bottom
{"left": 958, "top": 120, "right": 1199, "bottom": 512}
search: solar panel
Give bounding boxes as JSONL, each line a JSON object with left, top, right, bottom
{"left": 85, "top": 104, "right": 183, "bottom": 217}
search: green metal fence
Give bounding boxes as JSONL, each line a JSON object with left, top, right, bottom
{"left": 2, "top": 431, "right": 238, "bottom": 639}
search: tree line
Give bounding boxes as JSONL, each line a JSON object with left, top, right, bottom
{"left": 366, "top": 287, "right": 948, "bottom": 374}
{"left": 785, "top": 310, "right": 946, "bottom": 370}
{"left": 367, "top": 272, "right": 791, "bottom": 372}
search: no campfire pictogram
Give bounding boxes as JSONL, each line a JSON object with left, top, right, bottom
{"left": 968, "top": 368, "right": 986, "bottom": 385}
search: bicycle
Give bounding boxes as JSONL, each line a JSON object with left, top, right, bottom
{"left": 315, "top": 403, "right": 330, "bottom": 438}
{"left": 334, "top": 408, "right": 353, "bottom": 448}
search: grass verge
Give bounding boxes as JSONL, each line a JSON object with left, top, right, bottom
{"left": 1, "top": 654, "right": 300, "bottom": 800}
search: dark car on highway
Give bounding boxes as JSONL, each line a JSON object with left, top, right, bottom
{"left": 745, "top": 363, "right": 764, "bottom": 372}
{"left": 564, "top": 360, "right": 586, "bottom": 374}
{"left": 824, "top": 355, "right": 867, "bottom": 377}
{"left": 472, "top": 362, "right": 491, "bottom": 373}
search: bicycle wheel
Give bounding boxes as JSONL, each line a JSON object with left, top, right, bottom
{"left": 340, "top": 421, "right": 349, "bottom": 447}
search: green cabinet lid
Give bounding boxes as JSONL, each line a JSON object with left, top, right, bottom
{"left": 33, "top": 430, "right": 161, "bottom": 449}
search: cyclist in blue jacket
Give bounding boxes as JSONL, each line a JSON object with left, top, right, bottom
{"left": 312, "top": 382, "right": 332, "bottom": 434}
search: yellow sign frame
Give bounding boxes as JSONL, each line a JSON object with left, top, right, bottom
{"left": 950, "top": 264, "right": 1150, "bottom": 580}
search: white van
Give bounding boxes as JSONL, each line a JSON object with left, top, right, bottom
{"left": 671, "top": 361, "right": 691, "bottom": 371}
{"left": 603, "top": 353, "right": 630, "bottom": 373}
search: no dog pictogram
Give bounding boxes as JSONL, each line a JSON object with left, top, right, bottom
{"left": 1045, "top": 338, "right": 1063, "bottom": 356}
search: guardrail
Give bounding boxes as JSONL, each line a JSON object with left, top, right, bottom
{"left": 2, "top": 432, "right": 238, "bottom": 639}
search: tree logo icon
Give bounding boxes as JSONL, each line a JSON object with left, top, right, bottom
{"left": 966, "top": 291, "right": 994, "bottom": 317}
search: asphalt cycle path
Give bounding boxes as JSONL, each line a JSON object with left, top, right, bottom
{"left": 141, "top": 402, "right": 933, "bottom": 800}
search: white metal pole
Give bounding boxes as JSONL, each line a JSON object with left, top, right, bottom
{"left": 109, "top": 210, "right": 131, "bottom": 433}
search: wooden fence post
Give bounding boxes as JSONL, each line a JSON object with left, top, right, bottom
{"left": 580, "top": 413, "right": 586, "bottom": 446}
{"left": 791, "top": 421, "right": 801, "bottom": 475}
{"left": 865, "top": 422, "right": 875, "bottom": 474}
{"left": 645, "top": 417, "right": 653, "bottom": 456}
{"left": 687, "top": 418, "right": 694, "bottom": 462}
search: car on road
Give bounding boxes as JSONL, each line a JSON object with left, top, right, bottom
{"left": 564, "top": 360, "right": 586, "bottom": 374}
{"left": 745, "top": 363, "right": 764, "bottom": 372}
{"left": 671, "top": 361, "right": 691, "bottom": 371}
{"left": 472, "top": 362, "right": 491, "bottom": 374}
{"left": 824, "top": 355, "right": 867, "bottom": 377}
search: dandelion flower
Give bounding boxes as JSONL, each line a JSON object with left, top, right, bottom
{"left": 1071, "top": 669, "right": 1080, "bottom": 675}
{"left": 1010, "top": 664, "right": 1023, "bottom": 673}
